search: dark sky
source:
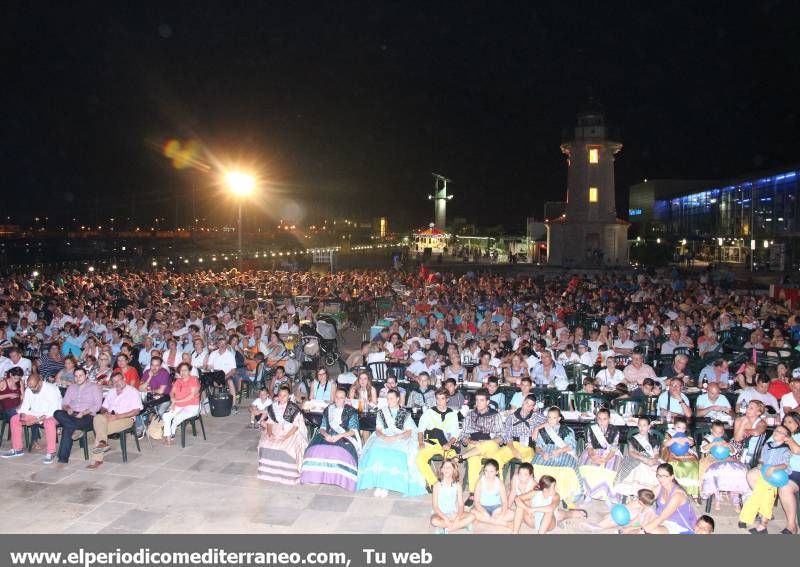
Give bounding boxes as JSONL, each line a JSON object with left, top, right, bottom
{"left": 4, "top": 1, "right": 800, "bottom": 232}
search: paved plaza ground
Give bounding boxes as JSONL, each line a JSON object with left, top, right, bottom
{"left": 0, "top": 327, "right": 788, "bottom": 534}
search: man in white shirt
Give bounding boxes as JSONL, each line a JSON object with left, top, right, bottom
{"left": 5, "top": 348, "right": 33, "bottom": 377}
{"left": 699, "top": 359, "right": 731, "bottom": 388}
{"left": 405, "top": 350, "right": 441, "bottom": 384}
{"left": 658, "top": 377, "right": 692, "bottom": 419}
{"left": 736, "top": 376, "right": 779, "bottom": 413}
{"left": 577, "top": 341, "right": 596, "bottom": 367}
{"left": 660, "top": 328, "right": 682, "bottom": 355}
{"left": 695, "top": 383, "right": 733, "bottom": 422}
{"left": 780, "top": 377, "right": 800, "bottom": 417}
{"left": 612, "top": 329, "right": 635, "bottom": 355}
{"left": 1, "top": 374, "right": 62, "bottom": 463}
{"left": 595, "top": 356, "right": 625, "bottom": 389}
{"left": 205, "top": 337, "right": 239, "bottom": 412}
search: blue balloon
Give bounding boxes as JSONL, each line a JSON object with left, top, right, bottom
{"left": 710, "top": 444, "right": 730, "bottom": 460}
{"left": 610, "top": 504, "right": 631, "bottom": 526}
{"left": 761, "top": 464, "right": 789, "bottom": 488}
{"left": 670, "top": 432, "right": 690, "bottom": 456}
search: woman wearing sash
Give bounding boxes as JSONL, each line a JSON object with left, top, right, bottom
{"left": 614, "top": 416, "right": 661, "bottom": 497}
{"left": 257, "top": 385, "right": 308, "bottom": 485}
{"left": 578, "top": 407, "right": 621, "bottom": 501}
{"left": 301, "top": 387, "right": 361, "bottom": 491}
{"left": 532, "top": 406, "right": 584, "bottom": 507}
{"left": 356, "top": 389, "right": 427, "bottom": 497}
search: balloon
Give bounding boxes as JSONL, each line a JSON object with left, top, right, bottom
{"left": 670, "top": 432, "right": 690, "bottom": 456}
{"left": 762, "top": 465, "right": 789, "bottom": 488}
{"left": 610, "top": 504, "right": 631, "bottom": 526}
{"left": 710, "top": 444, "right": 730, "bottom": 460}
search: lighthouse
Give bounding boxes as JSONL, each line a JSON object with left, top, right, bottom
{"left": 546, "top": 106, "right": 629, "bottom": 267}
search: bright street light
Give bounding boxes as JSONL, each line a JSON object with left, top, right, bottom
{"left": 225, "top": 171, "right": 255, "bottom": 196}
{"left": 224, "top": 170, "right": 257, "bottom": 271}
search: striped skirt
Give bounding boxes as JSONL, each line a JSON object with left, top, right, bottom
{"left": 300, "top": 435, "right": 359, "bottom": 492}
{"left": 614, "top": 456, "right": 659, "bottom": 497}
{"left": 257, "top": 431, "right": 308, "bottom": 485}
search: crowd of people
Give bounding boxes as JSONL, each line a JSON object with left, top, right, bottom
{"left": 1, "top": 266, "right": 799, "bottom": 534}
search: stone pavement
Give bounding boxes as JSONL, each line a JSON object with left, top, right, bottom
{"left": 0, "top": 402, "right": 787, "bottom": 534}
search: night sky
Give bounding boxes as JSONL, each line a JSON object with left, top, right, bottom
{"left": 4, "top": 2, "right": 800, "bottom": 232}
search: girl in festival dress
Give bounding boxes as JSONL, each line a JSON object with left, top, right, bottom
{"left": 356, "top": 389, "right": 427, "bottom": 497}
{"left": 699, "top": 420, "right": 749, "bottom": 511}
{"left": 531, "top": 406, "right": 585, "bottom": 507}
{"left": 614, "top": 417, "right": 661, "bottom": 497}
{"left": 300, "top": 387, "right": 361, "bottom": 491}
{"left": 577, "top": 408, "right": 621, "bottom": 501}
{"left": 257, "top": 385, "right": 308, "bottom": 485}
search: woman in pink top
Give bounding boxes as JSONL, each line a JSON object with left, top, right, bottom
{"left": 161, "top": 362, "right": 201, "bottom": 445}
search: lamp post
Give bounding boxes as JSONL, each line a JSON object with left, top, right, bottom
{"left": 225, "top": 171, "right": 255, "bottom": 272}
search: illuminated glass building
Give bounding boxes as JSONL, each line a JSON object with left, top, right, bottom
{"left": 629, "top": 166, "right": 800, "bottom": 270}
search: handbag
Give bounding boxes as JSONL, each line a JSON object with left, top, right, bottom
{"left": 148, "top": 417, "right": 164, "bottom": 440}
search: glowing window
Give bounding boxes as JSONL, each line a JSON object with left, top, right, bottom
{"left": 589, "top": 187, "right": 598, "bottom": 203}
{"left": 589, "top": 148, "right": 599, "bottom": 164}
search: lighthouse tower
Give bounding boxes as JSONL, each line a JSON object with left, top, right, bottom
{"left": 546, "top": 106, "right": 629, "bottom": 267}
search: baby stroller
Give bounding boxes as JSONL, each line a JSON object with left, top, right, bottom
{"left": 316, "top": 316, "right": 341, "bottom": 367}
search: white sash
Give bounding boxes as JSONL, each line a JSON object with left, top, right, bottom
{"left": 328, "top": 407, "right": 346, "bottom": 435}
{"left": 590, "top": 424, "right": 611, "bottom": 451}
{"left": 273, "top": 404, "right": 290, "bottom": 427}
{"left": 545, "top": 426, "right": 567, "bottom": 448}
{"left": 634, "top": 433, "right": 656, "bottom": 458}
{"left": 380, "top": 407, "right": 405, "bottom": 435}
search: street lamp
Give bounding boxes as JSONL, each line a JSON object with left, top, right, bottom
{"left": 224, "top": 171, "right": 255, "bottom": 271}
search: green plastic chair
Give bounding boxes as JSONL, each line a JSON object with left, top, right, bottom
{"left": 573, "top": 393, "right": 608, "bottom": 413}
